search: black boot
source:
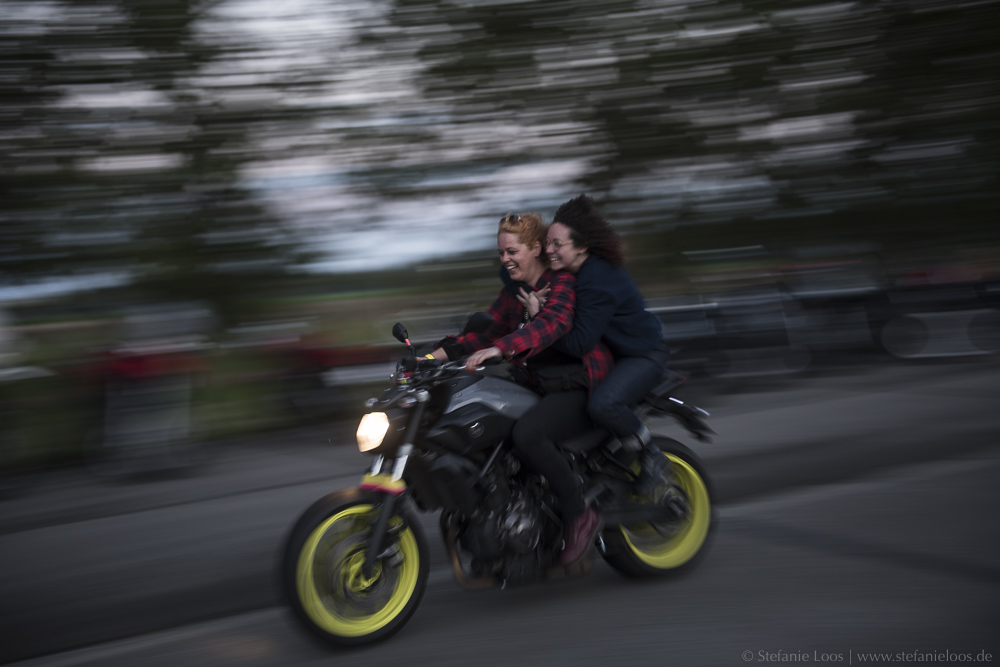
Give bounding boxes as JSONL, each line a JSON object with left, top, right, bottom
{"left": 635, "top": 443, "right": 671, "bottom": 495}
{"left": 617, "top": 423, "right": 651, "bottom": 453}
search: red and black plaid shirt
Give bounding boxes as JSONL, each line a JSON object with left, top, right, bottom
{"left": 451, "top": 269, "right": 613, "bottom": 391}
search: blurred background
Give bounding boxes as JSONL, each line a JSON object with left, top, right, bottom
{"left": 2, "top": 0, "right": 998, "bottom": 472}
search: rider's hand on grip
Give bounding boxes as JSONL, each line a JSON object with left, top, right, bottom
{"left": 464, "top": 346, "right": 503, "bottom": 371}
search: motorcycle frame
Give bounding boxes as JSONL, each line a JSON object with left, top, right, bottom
{"left": 353, "top": 359, "right": 712, "bottom": 579}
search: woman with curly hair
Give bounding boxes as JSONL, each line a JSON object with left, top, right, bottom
{"left": 541, "top": 194, "right": 670, "bottom": 494}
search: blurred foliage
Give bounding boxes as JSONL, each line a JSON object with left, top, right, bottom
{"left": 2, "top": 0, "right": 997, "bottom": 319}
{"left": 2, "top": 0, "right": 999, "bottom": 468}
{"left": 391, "top": 0, "right": 999, "bottom": 246}
{"left": 1, "top": 0, "right": 318, "bottom": 323}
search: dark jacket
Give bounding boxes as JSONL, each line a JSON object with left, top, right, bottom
{"left": 553, "top": 255, "right": 663, "bottom": 359}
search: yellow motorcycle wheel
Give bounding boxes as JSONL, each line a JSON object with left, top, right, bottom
{"left": 284, "top": 489, "right": 428, "bottom": 646}
{"left": 602, "top": 439, "right": 714, "bottom": 577}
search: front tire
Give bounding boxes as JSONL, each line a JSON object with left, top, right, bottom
{"left": 282, "top": 488, "right": 429, "bottom": 646}
{"left": 601, "top": 437, "right": 714, "bottom": 577}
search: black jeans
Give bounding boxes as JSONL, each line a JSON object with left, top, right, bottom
{"left": 588, "top": 347, "right": 669, "bottom": 438}
{"left": 511, "top": 390, "right": 592, "bottom": 521}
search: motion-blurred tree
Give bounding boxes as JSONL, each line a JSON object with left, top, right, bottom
{"left": 389, "top": 0, "right": 999, "bottom": 255}
{"left": 0, "top": 0, "right": 316, "bottom": 322}
{"left": 2, "top": 0, "right": 998, "bottom": 310}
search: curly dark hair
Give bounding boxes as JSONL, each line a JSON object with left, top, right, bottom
{"left": 552, "top": 194, "right": 624, "bottom": 268}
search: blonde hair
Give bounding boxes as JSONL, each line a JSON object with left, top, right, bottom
{"left": 498, "top": 212, "right": 548, "bottom": 260}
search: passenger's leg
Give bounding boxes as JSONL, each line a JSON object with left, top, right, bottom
{"left": 588, "top": 350, "right": 671, "bottom": 492}
{"left": 587, "top": 351, "right": 667, "bottom": 441}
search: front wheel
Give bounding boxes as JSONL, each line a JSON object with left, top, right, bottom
{"left": 282, "top": 488, "right": 429, "bottom": 646}
{"left": 601, "top": 437, "right": 715, "bottom": 577}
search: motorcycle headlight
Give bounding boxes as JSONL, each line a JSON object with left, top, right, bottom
{"left": 357, "top": 412, "right": 390, "bottom": 453}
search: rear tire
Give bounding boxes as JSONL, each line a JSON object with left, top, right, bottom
{"left": 601, "top": 437, "right": 715, "bottom": 577}
{"left": 282, "top": 488, "right": 429, "bottom": 646}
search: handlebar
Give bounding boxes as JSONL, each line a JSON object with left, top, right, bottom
{"left": 397, "top": 354, "right": 502, "bottom": 382}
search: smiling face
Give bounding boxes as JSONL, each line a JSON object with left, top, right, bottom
{"left": 498, "top": 231, "right": 544, "bottom": 286}
{"left": 546, "top": 222, "right": 588, "bottom": 273}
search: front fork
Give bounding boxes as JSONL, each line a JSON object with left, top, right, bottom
{"left": 361, "top": 400, "right": 425, "bottom": 574}
{"left": 361, "top": 455, "right": 404, "bottom": 575}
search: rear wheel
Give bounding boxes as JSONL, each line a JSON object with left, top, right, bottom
{"left": 601, "top": 437, "right": 714, "bottom": 577}
{"left": 283, "top": 488, "right": 428, "bottom": 646}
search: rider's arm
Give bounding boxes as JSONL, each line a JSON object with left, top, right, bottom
{"left": 552, "top": 278, "right": 618, "bottom": 358}
{"left": 436, "top": 289, "right": 520, "bottom": 360}
{"left": 428, "top": 347, "right": 449, "bottom": 361}
{"left": 492, "top": 272, "right": 576, "bottom": 359}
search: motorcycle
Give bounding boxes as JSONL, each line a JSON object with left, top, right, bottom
{"left": 282, "top": 320, "right": 716, "bottom": 646}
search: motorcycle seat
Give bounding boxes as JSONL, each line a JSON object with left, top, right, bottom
{"left": 559, "top": 428, "right": 612, "bottom": 454}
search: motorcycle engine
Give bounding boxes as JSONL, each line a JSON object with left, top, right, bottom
{"left": 498, "top": 490, "right": 541, "bottom": 554}
{"left": 458, "top": 459, "right": 544, "bottom": 565}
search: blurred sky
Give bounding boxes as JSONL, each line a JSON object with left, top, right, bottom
{"left": 193, "top": 0, "right": 1000, "bottom": 270}
{"left": 202, "top": 0, "right": 596, "bottom": 273}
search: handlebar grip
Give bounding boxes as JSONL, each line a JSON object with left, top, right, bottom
{"left": 417, "top": 357, "right": 442, "bottom": 369}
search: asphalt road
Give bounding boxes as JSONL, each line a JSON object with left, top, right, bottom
{"left": 2, "top": 357, "right": 999, "bottom": 667}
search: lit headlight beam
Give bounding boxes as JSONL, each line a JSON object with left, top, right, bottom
{"left": 356, "top": 412, "right": 390, "bottom": 452}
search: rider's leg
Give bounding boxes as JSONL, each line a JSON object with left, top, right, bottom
{"left": 512, "top": 390, "right": 590, "bottom": 519}
{"left": 511, "top": 390, "right": 601, "bottom": 565}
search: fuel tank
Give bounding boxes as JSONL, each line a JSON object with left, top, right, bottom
{"left": 424, "top": 374, "right": 539, "bottom": 457}
{"left": 443, "top": 375, "right": 539, "bottom": 420}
